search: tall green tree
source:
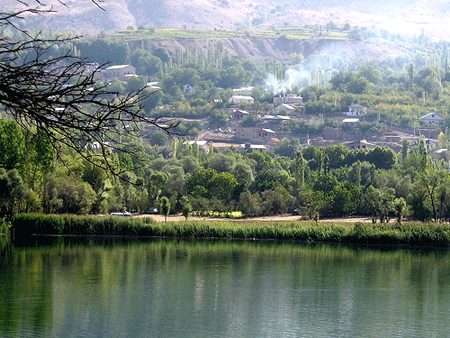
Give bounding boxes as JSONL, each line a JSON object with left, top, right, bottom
{"left": 153, "top": 47, "right": 171, "bottom": 64}
{"left": 209, "top": 172, "right": 238, "bottom": 201}
{"left": 207, "top": 153, "right": 236, "bottom": 173}
{"left": 401, "top": 138, "right": 410, "bottom": 161}
{"left": 180, "top": 196, "right": 192, "bottom": 220}
{"left": 186, "top": 168, "right": 217, "bottom": 197}
{"left": 394, "top": 197, "right": 407, "bottom": 224}
{"left": 160, "top": 196, "right": 171, "bottom": 222}
{"left": 0, "top": 169, "right": 28, "bottom": 220}
{"left": 42, "top": 174, "right": 96, "bottom": 214}
{"left": 261, "top": 186, "right": 294, "bottom": 216}
{"left": 148, "top": 171, "right": 169, "bottom": 204}
{"left": 415, "top": 169, "right": 445, "bottom": 222}
{"left": 0, "top": 120, "right": 25, "bottom": 171}
{"left": 238, "top": 190, "right": 261, "bottom": 217}
{"left": 130, "top": 49, "right": 162, "bottom": 76}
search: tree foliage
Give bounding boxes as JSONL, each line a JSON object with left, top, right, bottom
{"left": 159, "top": 196, "right": 171, "bottom": 222}
{"left": 5, "top": 1, "right": 450, "bottom": 222}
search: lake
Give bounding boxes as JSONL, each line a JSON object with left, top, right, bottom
{"left": 1, "top": 236, "right": 450, "bottom": 337}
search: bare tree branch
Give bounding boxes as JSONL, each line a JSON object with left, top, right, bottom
{"left": 1, "top": 1, "right": 177, "bottom": 180}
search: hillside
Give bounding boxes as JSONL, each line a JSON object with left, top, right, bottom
{"left": 122, "top": 35, "right": 411, "bottom": 64}
{"left": 2, "top": 0, "right": 450, "bottom": 41}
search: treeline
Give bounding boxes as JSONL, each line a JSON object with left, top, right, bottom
{"left": 1, "top": 115, "right": 449, "bottom": 223}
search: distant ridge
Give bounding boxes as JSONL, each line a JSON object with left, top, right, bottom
{"left": 2, "top": 0, "right": 449, "bottom": 41}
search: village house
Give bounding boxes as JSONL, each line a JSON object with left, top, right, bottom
{"left": 346, "top": 104, "right": 367, "bottom": 116}
{"left": 343, "top": 118, "right": 360, "bottom": 127}
{"left": 343, "top": 139, "right": 377, "bottom": 150}
{"left": 235, "top": 127, "right": 260, "bottom": 140}
{"left": 184, "top": 140, "right": 209, "bottom": 152}
{"left": 383, "top": 134, "right": 402, "bottom": 143}
{"left": 273, "top": 94, "right": 304, "bottom": 105}
{"left": 417, "top": 128, "right": 439, "bottom": 139}
{"left": 102, "top": 65, "right": 136, "bottom": 82}
{"left": 84, "top": 140, "right": 111, "bottom": 150}
{"left": 323, "top": 127, "right": 344, "bottom": 140}
{"left": 258, "top": 128, "right": 276, "bottom": 138}
{"left": 425, "top": 138, "right": 439, "bottom": 150}
{"left": 239, "top": 144, "right": 267, "bottom": 153}
{"left": 228, "top": 95, "right": 255, "bottom": 106}
{"left": 146, "top": 81, "right": 161, "bottom": 90}
{"left": 232, "top": 109, "right": 251, "bottom": 120}
{"left": 273, "top": 104, "right": 296, "bottom": 115}
{"left": 235, "top": 127, "right": 276, "bottom": 141}
{"left": 261, "top": 115, "right": 291, "bottom": 123}
{"left": 420, "top": 113, "right": 445, "bottom": 126}
{"left": 81, "top": 62, "right": 102, "bottom": 81}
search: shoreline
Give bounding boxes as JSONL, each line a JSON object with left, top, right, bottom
{"left": 10, "top": 213, "right": 450, "bottom": 249}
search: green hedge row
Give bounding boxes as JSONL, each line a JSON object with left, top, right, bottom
{"left": 11, "top": 214, "right": 450, "bottom": 247}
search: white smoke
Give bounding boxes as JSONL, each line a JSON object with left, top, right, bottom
{"left": 266, "top": 66, "right": 311, "bottom": 95}
{"left": 265, "top": 43, "right": 358, "bottom": 94}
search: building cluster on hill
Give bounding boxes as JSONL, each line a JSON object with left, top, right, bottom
{"left": 199, "top": 93, "right": 446, "bottom": 155}
{"left": 86, "top": 63, "right": 448, "bottom": 158}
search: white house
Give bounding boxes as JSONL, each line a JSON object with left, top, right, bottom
{"left": 343, "top": 118, "right": 360, "bottom": 127}
{"left": 274, "top": 104, "right": 295, "bottom": 115}
{"left": 261, "top": 115, "right": 291, "bottom": 122}
{"left": 273, "top": 94, "right": 303, "bottom": 105}
{"left": 228, "top": 95, "right": 255, "bottom": 105}
{"left": 239, "top": 144, "right": 267, "bottom": 152}
{"left": 146, "top": 81, "right": 161, "bottom": 90}
{"left": 346, "top": 104, "right": 366, "bottom": 116}
{"left": 184, "top": 140, "right": 209, "bottom": 152}
{"left": 343, "top": 139, "right": 376, "bottom": 150}
{"left": 103, "top": 65, "right": 136, "bottom": 82}
{"left": 420, "top": 113, "right": 445, "bottom": 126}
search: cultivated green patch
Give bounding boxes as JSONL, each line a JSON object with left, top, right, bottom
{"left": 108, "top": 27, "right": 349, "bottom": 42}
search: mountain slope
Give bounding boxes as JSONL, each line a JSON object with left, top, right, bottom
{"left": 2, "top": 0, "right": 449, "bottom": 40}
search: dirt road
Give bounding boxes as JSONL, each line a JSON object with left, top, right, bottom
{"left": 137, "top": 214, "right": 376, "bottom": 223}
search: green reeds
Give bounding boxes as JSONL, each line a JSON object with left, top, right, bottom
{"left": 11, "top": 214, "right": 450, "bottom": 247}
{"left": 12, "top": 214, "right": 158, "bottom": 236}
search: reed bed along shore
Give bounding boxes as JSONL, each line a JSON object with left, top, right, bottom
{"left": 11, "top": 214, "right": 450, "bottom": 248}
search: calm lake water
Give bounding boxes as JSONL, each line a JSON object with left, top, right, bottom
{"left": 1, "top": 236, "right": 450, "bottom": 337}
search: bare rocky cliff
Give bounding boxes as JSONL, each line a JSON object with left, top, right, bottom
{"left": 129, "top": 36, "right": 408, "bottom": 63}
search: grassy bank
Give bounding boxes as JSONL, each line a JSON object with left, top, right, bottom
{"left": 11, "top": 214, "right": 450, "bottom": 247}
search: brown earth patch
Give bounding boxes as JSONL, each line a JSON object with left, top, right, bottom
{"left": 136, "top": 214, "right": 378, "bottom": 223}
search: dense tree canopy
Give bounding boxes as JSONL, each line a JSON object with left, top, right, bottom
{"left": 4, "top": 0, "right": 450, "bottom": 223}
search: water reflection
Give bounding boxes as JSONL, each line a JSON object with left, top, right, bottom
{"left": 1, "top": 236, "right": 450, "bottom": 337}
